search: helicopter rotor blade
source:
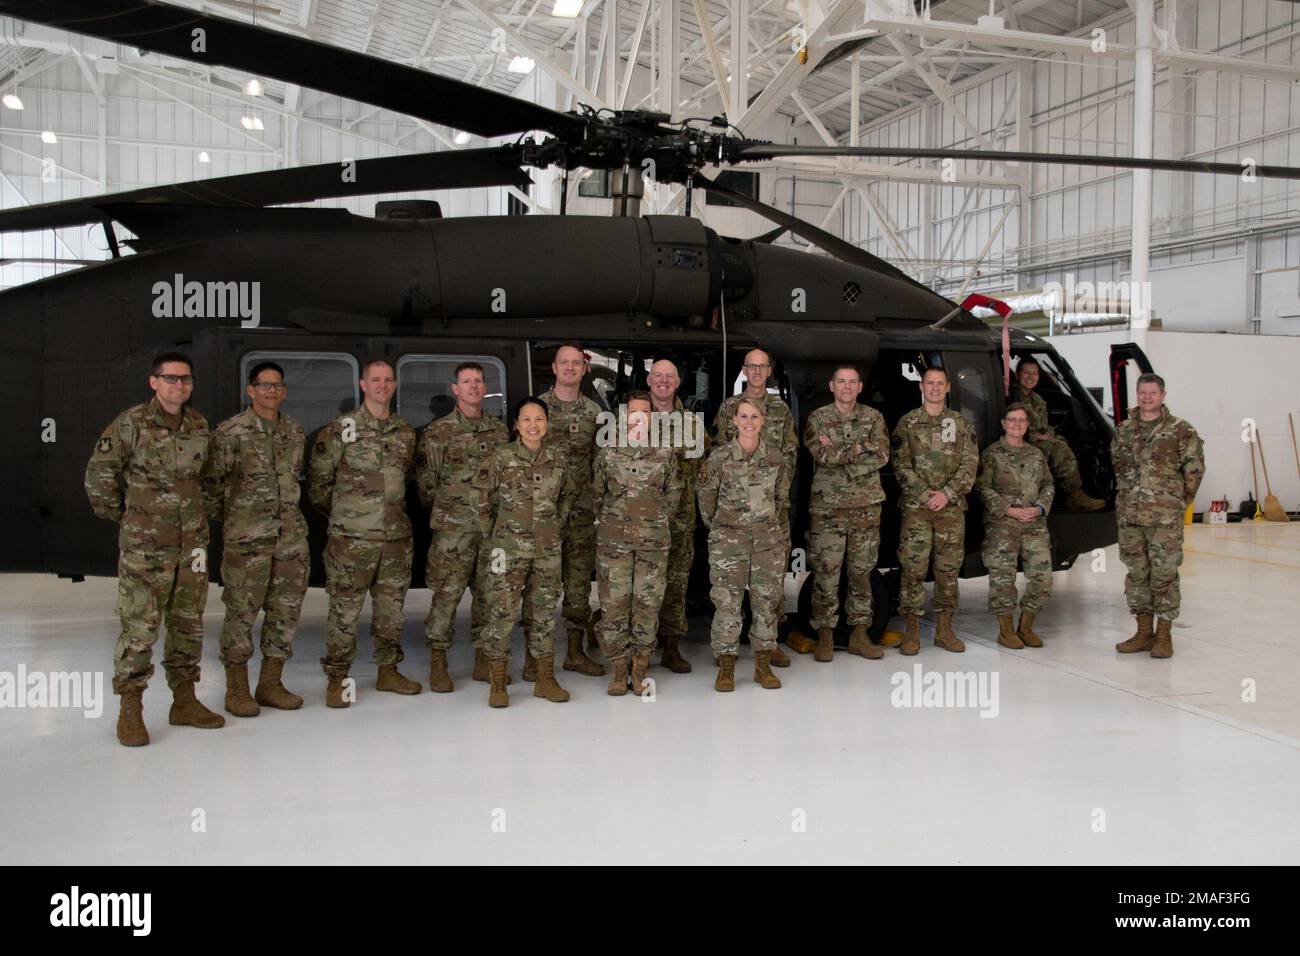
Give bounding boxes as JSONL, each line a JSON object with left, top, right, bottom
{"left": 0, "top": 146, "right": 531, "bottom": 234}
{"left": 0, "top": 0, "right": 585, "bottom": 140}
{"left": 733, "top": 144, "right": 1300, "bottom": 180}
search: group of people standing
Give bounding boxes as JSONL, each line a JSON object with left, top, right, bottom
{"left": 84, "top": 341, "right": 1204, "bottom": 746}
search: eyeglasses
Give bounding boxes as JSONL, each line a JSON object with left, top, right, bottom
{"left": 251, "top": 382, "right": 287, "bottom": 392}
{"left": 742, "top": 363, "right": 770, "bottom": 371}
{"left": 156, "top": 374, "right": 194, "bottom": 385}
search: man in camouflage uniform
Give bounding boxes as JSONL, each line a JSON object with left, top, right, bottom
{"left": 307, "top": 358, "right": 421, "bottom": 706}
{"left": 416, "top": 362, "right": 509, "bottom": 694}
{"left": 593, "top": 391, "right": 682, "bottom": 696}
{"left": 803, "top": 364, "right": 889, "bottom": 663}
{"left": 475, "top": 397, "right": 575, "bottom": 707}
{"left": 648, "top": 358, "right": 708, "bottom": 672}
{"left": 698, "top": 397, "right": 792, "bottom": 691}
{"left": 892, "top": 366, "right": 979, "bottom": 654}
{"left": 531, "top": 343, "right": 604, "bottom": 677}
{"left": 202, "top": 360, "right": 308, "bottom": 718}
{"left": 1014, "top": 358, "right": 1105, "bottom": 512}
{"left": 712, "top": 348, "right": 797, "bottom": 667}
{"left": 976, "top": 403, "right": 1055, "bottom": 650}
{"left": 85, "top": 351, "right": 224, "bottom": 746}
{"left": 1112, "top": 373, "right": 1205, "bottom": 659}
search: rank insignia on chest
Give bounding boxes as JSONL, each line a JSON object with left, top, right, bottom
{"left": 534, "top": 473, "right": 543, "bottom": 483}
{"left": 479, "top": 442, "right": 488, "bottom": 453}
{"left": 569, "top": 423, "right": 579, "bottom": 434}
{"left": 97, "top": 436, "right": 112, "bottom": 453}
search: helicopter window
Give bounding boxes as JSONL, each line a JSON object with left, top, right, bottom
{"left": 395, "top": 354, "right": 508, "bottom": 430}
{"left": 239, "top": 351, "right": 358, "bottom": 438}
{"left": 947, "top": 357, "right": 994, "bottom": 448}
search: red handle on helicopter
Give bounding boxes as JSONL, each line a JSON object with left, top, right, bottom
{"left": 961, "top": 293, "right": 1014, "bottom": 396}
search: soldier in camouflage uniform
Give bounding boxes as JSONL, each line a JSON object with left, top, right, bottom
{"left": 698, "top": 397, "right": 792, "bottom": 692}
{"left": 529, "top": 343, "right": 604, "bottom": 677}
{"left": 892, "top": 367, "right": 979, "bottom": 655}
{"left": 202, "top": 361, "right": 308, "bottom": 717}
{"left": 307, "top": 359, "right": 422, "bottom": 707}
{"left": 803, "top": 364, "right": 889, "bottom": 663}
{"left": 85, "top": 352, "right": 224, "bottom": 746}
{"left": 592, "top": 391, "right": 682, "bottom": 696}
{"left": 976, "top": 403, "right": 1056, "bottom": 650}
{"left": 1112, "top": 373, "right": 1205, "bottom": 659}
{"left": 475, "top": 397, "right": 576, "bottom": 707}
{"left": 648, "top": 359, "right": 708, "bottom": 672}
{"left": 416, "top": 362, "right": 509, "bottom": 694}
{"left": 1014, "top": 358, "right": 1105, "bottom": 512}
{"left": 712, "top": 348, "right": 797, "bottom": 667}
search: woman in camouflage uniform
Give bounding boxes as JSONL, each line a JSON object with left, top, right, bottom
{"left": 474, "top": 397, "right": 575, "bottom": 708}
{"left": 697, "top": 396, "right": 792, "bottom": 692}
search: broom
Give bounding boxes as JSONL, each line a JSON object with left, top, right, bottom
{"left": 1249, "top": 439, "right": 1263, "bottom": 521}
{"left": 1257, "top": 431, "right": 1290, "bottom": 522}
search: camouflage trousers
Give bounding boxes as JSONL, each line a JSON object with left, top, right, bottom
{"left": 982, "top": 520, "right": 1053, "bottom": 614}
{"left": 708, "top": 539, "right": 786, "bottom": 658}
{"left": 556, "top": 506, "right": 597, "bottom": 627}
{"left": 1117, "top": 522, "right": 1185, "bottom": 621}
{"left": 423, "top": 526, "right": 490, "bottom": 651}
{"left": 1029, "top": 433, "right": 1083, "bottom": 493}
{"left": 596, "top": 543, "right": 668, "bottom": 657}
{"left": 113, "top": 547, "right": 208, "bottom": 695}
{"left": 656, "top": 524, "right": 694, "bottom": 640}
{"left": 481, "top": 548, "right": 562, "bottom": 661}
{"left": 808, "top": 505, "right": 881, "bottom": 630}
{"left": 218, "top": 534, "right": 309, "bottom": 665}
{"left": 322, "top": 536, "right": 413, "bottom": 677}
{"left": 899, "top": 506, "right": 965, "bottom": 616}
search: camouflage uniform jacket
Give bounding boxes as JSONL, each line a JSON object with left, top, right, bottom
{"left": 891, "top": 406, "right": 979, "bottom": 512}
{"left": 592, "top": 442, "right": 682, "bottom": 551}
{"left": 202, "top": 407, "right": 307, "bottom": 544}
{"left": 416, "top": 406, "right": 509, "bottom": 531}
{"left": 539, "top": 388, "right": 602, "bottom": 509}
{"left": 307, "top": 404, "right": 415, "bottom": 541}
{"left": 713, "top": 392, "right": 798, "bottom": 471}
{"left": 976, "top": 438, "right": 1054, "bottom": 527}
{"left": 1112, "top": 404, "right": 1205, "bottom": 528}
{"left": 803, "top": 402, "right": 889, "bottom": 513}
{"left": 696, "top": 438, "right": 791, "bottom": 552}
{"left": 664, "top": 396, "right": 710, "bottom": 534}
{"left": 475, "top": 440, "right": 575, "bottom": 558}
{"left": 84, "top": 397, "right": 210, "bottom": 552}
{"left": 1014, "top": 384, "right": 1054, "bottom": 436}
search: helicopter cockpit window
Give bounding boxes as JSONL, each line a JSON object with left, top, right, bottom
{"left": 947, "top": 357, "right": 992, "bottom": 448}
{"left": 239, "top": 351, "right": 358, "bottom": 439}
{"left": 395, "top": 354, "right": 507, "bottom": 430}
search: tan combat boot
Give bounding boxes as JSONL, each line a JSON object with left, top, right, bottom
{"left": 487, "top": 657, "right": 509, "bottom": 708}
{"left": 1065, "top": 489, "right": 1106, "bottom": 512}
{"left": 715, "top": 655, "right": 737, "bottom": 692}
{"left": 116, "top": 688, "right": 148, "bottom": 747}
{"left": 223, "top": 662, "right": 260, "bottom": 717}
{"left": 427, "top": 650, "right": 453, "bottom": 694}
{"left": 933, "top": 611, "right": 965, "bottom": 653}
{"left": 169, "top": 681, "right": 226, "bottom": 729}
{"left": 1116, "top": 613, "right": 1155, "bottom": 653}
{"left": 846, "top": 624, "right": 884, "bottom": 660}
{"left": 996, "top": 614, "right": 1024, "bottom": 649}
{"left": 474, "top": 648, "right": 512, "bottom": 684}
{"left": 900, "top": 615, "right": 921, "bottom": 656}
{"left": 659, "top": 634, "right": 692, "bottom": 673}
{"left": 770, "top": 643, "right": 791, "bottom": 668}
{"left": 532, "top": 654, "right": 571, "bottom": 702}
{"left": 522, "top": 645, "right": 537, "bottom": 682}
{"left": 376, "top": 664, "right": 422, "bottom": 695}
{"left": 1151, "top": 618, "right": 1174, "bottom": 659}
{"left": 562, "top": 625, "right": 605, "bottom": 676}
{"left": 255, "top": 658, "right": 303, "bottom": 710}
{"left": 607, "top": 654, "right": 630, "bottom": 696}
{"left": 629, "top": 648, "right": 652, "bottom": 696}
{"left": 326, "top": 674, "right": 350, "bottom": 708}
{"left": 753, "top": 650, "right": 782, "bottom": 689}
{"left": 814, "top": 628, "right": 835, "bottom": 663}
{"left": 1017, "top": 611, "right": 1044, "bottom": 648}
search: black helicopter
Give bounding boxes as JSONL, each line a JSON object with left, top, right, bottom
{"left": 3, "top": 0, "right": 1296, "bottom": 641}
